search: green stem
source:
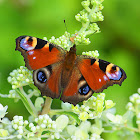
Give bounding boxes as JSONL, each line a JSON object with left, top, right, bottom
{"left": 79, "top": 21, "right": 90, "bottom": 34}
{"left": 78, "top": 5, "right": 99, "bottom": 35}
{"left": 134, "top": 104, "right": 140, "bottom": 132}
{"left": 49, "top": 109, "right": 69, "bottom": 116}
{"left": 95, "top": 118, "right": 102, "bottom": 129}
{"left": 41, "top": 97, "right": 52, "bottom": 115}
{"left": 126, "top": 126, "right": 140, "bottom": 133}
{"left": 29, "top": 83, "right": 40, "bottom": 92}
{"left": 0, "top": 93, "right": 9, "bottom": 98}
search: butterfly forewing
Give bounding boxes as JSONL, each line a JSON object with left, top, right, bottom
{"left": 77, "top": 56, "right": 127, "bottom": 93}
{"left": 16, "top": 36, "right": 66, "bottom": 70}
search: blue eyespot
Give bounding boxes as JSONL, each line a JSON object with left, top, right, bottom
{"left": 20, "top": 38, "right": 34, "bottom": 51}
{"left": 37, "top": 71, "right": 47, "bottom": 83}
{"left": 106, "top": 70, "right": 122, "bottom": 80}
{"left": 79, "top": 84, "right": 90, "bottom": 95}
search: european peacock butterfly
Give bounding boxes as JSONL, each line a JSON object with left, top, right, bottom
{"left": 16, "top": 36, "right": 127, "bottom": 105}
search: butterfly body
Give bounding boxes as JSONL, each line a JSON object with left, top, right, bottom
{"left": 16, "top": 36, "right": 127, "bottom": 105}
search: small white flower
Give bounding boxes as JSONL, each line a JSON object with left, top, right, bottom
{"left": 43, "top": 119, "right": 47, "bottom": 124}
{"left": 26, "top": 79, "right": 30, "bottom": 82}
{"left": 18, "top": 116, "right": 23, "bottom": 120}
{"left": 39, "top": 115, "right": 43, "bottom": 120}
{"left": 51, "top": 122, "right": 57, "bottom": 129}
{"left": 13, "top": 124, "right": 18, "bottom": 129}
{"left": 84, "top": 106, "right": 90, "bottom": 111}
{"left": 24, "top": 120, "right": 29, "bottom": 125}
{"left": 47, "top": 118, "right": 52, "bottom": 124}
{"left": 138, "top": 88, "right": 140, "bottom": 94}
{"left": 44, "top": 114, "right": 49, "bottom": 119}
{"left": 31, "top": 126, "right": 36, "bottom": 132}
{"left": 136, "top": 99, "right": 140, "bottom": 104}
{"left": 35, "top": 118, "right": 39, "bottom": 123}
{"left": 126, "top": 102, "right": 133, "bottom": 107}
{"left": 36, "top": 125, "right": 40, "bottom": 130}
{"left": 0, "top": 103, "right": 8, "bottom": 120}
{"left": 89, "top": 113, "right": 94, "bottom": 118}
{"left": 40, "top": 124, "right": 46, "bottom": 129}
{"left": 29, "top": 123, "right": 34, "bottom": 128}
{"left": 105, "top": 100, "right": 116, "bottom": 109}
{"left": 18, "top": 126, "right": 23, "bottom": 130}
{"left": 54, "top": 132, "right": 60, "bottom": 139}
{"left": 19, "top": 120, "right": 23, "bottom": 126}
{"left": 51, "top": 135, "right": 54, "bottom": 139}
{"left": 18, "top": 129, "right": 23, "bottom": 134}
{"left": 17, "top": 134, "right": 22, "bottom": 139}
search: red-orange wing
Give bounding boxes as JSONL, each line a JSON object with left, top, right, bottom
{"left": 60, "top": 67, "right": 92, "bottom": 105}
{"left": 33, "top": 62, "right": 63, "bottom": 99}
{"left": 77, "top": 57, "right": 127, "bottom": 93}
{"left": 16, "top": 36, "right": 65, "bottom": 70}
{"left": 61, "top": 56, "right": 126, "bottom": 105}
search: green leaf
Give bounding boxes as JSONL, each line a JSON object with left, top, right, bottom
{"left": 15, "top": 89, "right": 36, "bottom": 117}
{"left": 56, "top": 111, "right": 80, "bottom": 125}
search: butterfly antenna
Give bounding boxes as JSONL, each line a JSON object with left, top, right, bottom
{"left": 88, "top": 30, "right": 98, "bottom": 38}
{"left": 64, "top": 20, "right": 75, "bottom": 44}
{"left": 64, "top": 19, "right": 68, "bottom": 33}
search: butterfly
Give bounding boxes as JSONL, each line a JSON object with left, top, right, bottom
{"left": 16, "top": 36, "right": 127, "bottom": 105}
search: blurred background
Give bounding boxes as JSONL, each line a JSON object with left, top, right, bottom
{"left": 0, "top": 0, "right": 140, "bottom": 139}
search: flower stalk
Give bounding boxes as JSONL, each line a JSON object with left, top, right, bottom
{"left": 41, "top": 97, "right": 52, "bottom": 115}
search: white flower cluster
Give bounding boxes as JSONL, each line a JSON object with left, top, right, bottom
{"left": 12, "top": 116, "right": 27, "bottom": 139}
{"left": 0, "top": 118, "right": 15, "bottom": 138}
{"left": 43, "top": 0, "right": 103, "bottom": 50}
{"left": 126, "top": 88, "right": 140, "bottom": 125}
{"left": 0, "top": 104, "right": 15, "bottom": 138}
{"left": 74, "top": 0, "right": 104, "bottom": 45}
{"left": 70, "top": 93, "right": 115, "bottom": 121}
{"left": 82, "top": 50, "right": 99, "bottom": 58}
{"left": 10, "top": 114, "right": 69, "bottom": 140}
{"left": 67, "top": 121, "right": 103, "bottom": 140}
{"left": 44, "top": 31, "right": 73, "bottom": 51}
{"left": 7, "top": 66, "right": 33, "bottom": 89}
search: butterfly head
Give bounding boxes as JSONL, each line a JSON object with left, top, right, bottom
{"left": 69, "top": 44, "right": 76, "bottom": 54}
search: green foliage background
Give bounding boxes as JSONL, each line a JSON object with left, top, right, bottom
{"left": 0, "top": 0, "right": 140, "bottom": 139}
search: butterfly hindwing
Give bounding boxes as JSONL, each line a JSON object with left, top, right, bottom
{"left": 33, "top": 62, "right": 63, "bottom": 99}
{"left": 60, "top": 67, "right": 93, "bottom": 105}
{"left": 16, "top": 36, "right": 66, "bottom": 70}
